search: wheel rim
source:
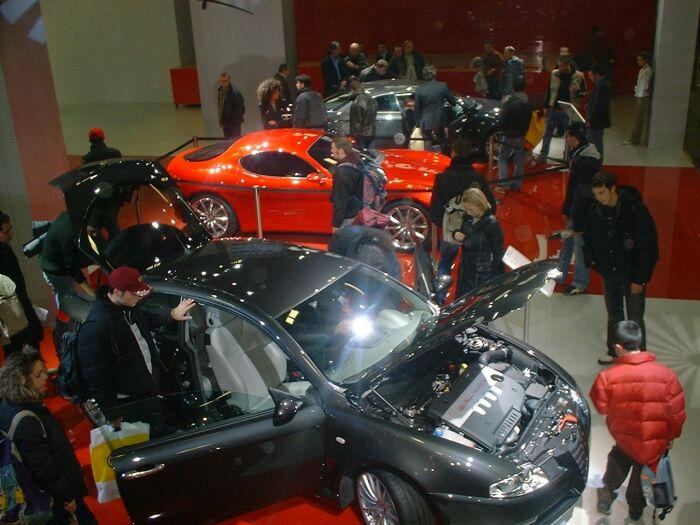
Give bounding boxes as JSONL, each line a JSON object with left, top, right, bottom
{"left": 385, "top": 204, "right": 428, "bottom": 251}
{"left": 190, "top": 197, "right": 231, "bottom": 238}
{"left": 357, "top": 472, "right": 400, "bottom": 525}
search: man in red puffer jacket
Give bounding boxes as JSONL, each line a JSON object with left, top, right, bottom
{"left": 590, "top": 320, "right": 686, "bottom": 521}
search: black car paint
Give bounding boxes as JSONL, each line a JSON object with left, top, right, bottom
{"left": 51, "top": 160, "right": 589, "bottom": 525}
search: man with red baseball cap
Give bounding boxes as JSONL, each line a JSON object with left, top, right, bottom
{"left": 81, "top": 127, "right": 122, "bottom": 165}
{"left": 77, "top": 266, "right": 194, "bottom": 435}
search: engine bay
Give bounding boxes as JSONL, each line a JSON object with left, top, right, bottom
{"left": 358, "top": 326, "right": 585, "bottom": 459}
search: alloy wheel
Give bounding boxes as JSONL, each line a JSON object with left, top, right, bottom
{"left": 190, "top": 196, "right": 232, "bottom": 238}
{"left": 357, "top": 472, "right": 400, "bottom": 525}
{"left": 384, "top": 204, "right": 429, "bottom": 251}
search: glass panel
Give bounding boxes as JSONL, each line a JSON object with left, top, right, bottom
{"left": 374, "top": 93, "right": 400, "bottom": 112}
{"left": 238, "top": 151, "right": 316, "bottom": 177}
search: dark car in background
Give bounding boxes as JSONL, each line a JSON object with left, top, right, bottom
{"left": 52, "top": 159, "right": 589, "bottom": 525}
{"left": 325, "top": 79, "right": 502, "bottom": 158}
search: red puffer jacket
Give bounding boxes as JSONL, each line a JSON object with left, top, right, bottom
{"left": 590, "top": 352, "right": 685, "bottom": 466}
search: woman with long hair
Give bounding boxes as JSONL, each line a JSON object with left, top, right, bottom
{"left": 257, "top": 78, "right": 291, "bottom": 129}
{"left": 453, "top": 188, "right": 505, "bottom": 297}
{"left": 0, "top": 347, "right": 97, "bottom": 525}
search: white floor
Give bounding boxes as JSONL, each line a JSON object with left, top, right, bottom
{"left": 57, "top": 97, "right": 700, "bottom": 524}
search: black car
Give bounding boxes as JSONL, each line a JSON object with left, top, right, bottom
{"left": 52, "top": 159, "right": 589, "bottom": 525}
{"left": 325, "top": 79, "right": 502, "bottom": 158}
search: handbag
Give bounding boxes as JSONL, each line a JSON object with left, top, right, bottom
{"left": 89, "top": 421, "right": 150, "bottom": 503}
{"left": 0, "top": 275, "right": 29, "bottom": 345}
{"left": 352, "top": 208, "right": 391, "bottom": 229}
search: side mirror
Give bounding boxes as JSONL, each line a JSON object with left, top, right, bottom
{"left": 306, "top": 173, "right": 325, "bottom": 184}
{"left": 269, "top": 388, "right": 304, "bottom": 426}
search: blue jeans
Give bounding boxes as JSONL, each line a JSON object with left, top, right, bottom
{"left": 497, "top": 136, "right": 526, "bottom": 189}
{"left": 539, "top": 109, "right": 568, "bottom": 161}
{"left": 586, "top": 128, "right": 604, "bottom": 164}
{"left": 556, "top": 220, "right": 589, "bottom": 289}
{"left": 602, "top": 275, "right": 646, "bottom": 355}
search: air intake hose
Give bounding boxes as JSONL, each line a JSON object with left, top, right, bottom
{"left": 478, "top": 345, "right": 511, "bottom": 366}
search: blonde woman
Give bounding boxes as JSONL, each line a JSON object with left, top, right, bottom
{"left": 453, "top": 188, "right": 505, "bottom": 296}
{"left": 0, "top": 347, "right": 97, "bottom": 524}
{"left": 256, "top": 78, "right": 291, "bottom": 130}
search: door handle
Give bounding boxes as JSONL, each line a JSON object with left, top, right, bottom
{"left": 121, "top": 463, "right": 165, "bottom": 480}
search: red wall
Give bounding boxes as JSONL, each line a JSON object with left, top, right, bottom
{"left": 294, "top": 0, "right": 657, "bottom": 94}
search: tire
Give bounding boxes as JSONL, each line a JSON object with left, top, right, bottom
{"left": 356, "top": 470, "right": 434, "bottom": 525}
{"left": 382, "top": 200, "right": 430, "bottom": 252}
{"left": 189, "top": 194, "right": 238, "bottom": 238}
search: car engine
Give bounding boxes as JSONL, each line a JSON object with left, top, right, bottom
{"left": 365, "top": 326, "right": 585, "bottom": 459}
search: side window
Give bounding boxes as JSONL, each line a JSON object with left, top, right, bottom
{"left": 375, "top": 94, "right": 400, "bottom": 112}
{"left": 238, "top": 151, "right": 316, "bottom": 177}
{"left": 179, "top": 304, "right": 311, "bottom": 424}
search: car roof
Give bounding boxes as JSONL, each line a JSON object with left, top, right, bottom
{"left": 148, "top": 238, "right": 359, "bottom": 319}
{"left": 227, "top": 129, "right": 326, "bottom": 154}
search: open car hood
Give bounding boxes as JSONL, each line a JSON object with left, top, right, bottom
{"left": 437, "top": 260, "right": 558, "bottom": 327}
{"left": 50, "top": 159, "right": 211, "bottom": 272}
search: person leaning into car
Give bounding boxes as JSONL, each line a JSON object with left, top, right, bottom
{"left": 413, "top": 64, "right": 456, "bottom": 154}
{"left": 329, "top": 136, "right": 362, "bottom": 231}
{"left": 76, "top": 266, "right": 195, "bottom": 437}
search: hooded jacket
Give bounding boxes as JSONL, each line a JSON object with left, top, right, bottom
{"left": 561, "top": 141, "right": 601, "bottom": 231}
{"left": 582, "top": 185, "right": 659, "bottom": 284}
{"left": 590, "top": 351, "right": 685, "bottom": 466}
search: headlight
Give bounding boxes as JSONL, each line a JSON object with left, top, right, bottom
{"left": 489, "top": 463, "right": 549, "bottom": 498}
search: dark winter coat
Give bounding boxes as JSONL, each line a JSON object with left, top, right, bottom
{"left": 82, "top": 141, "right": 122, "bottom": 165}
{"left": 321, "top": 55, "right": 348, "bottom": 97}
{"left": 500, "top": 92, "right": 533, "bottom": 138}
{"left": 456, "top": 210, "right": 505, "bottom": 297}
{"left": 582, "top": 186, "right": 659, "bottom": 284}
{"left": 561, "top": 142, "right": 601, "bottom": 231}
{"left": 349, "top": 90, "right": 378, "bottom": 137}
{"left": 429, "top": 157, "right": 497, "bottom": 225}
{"left": 259, "top": 101, "right": 291, "bottom": 130}
{"left": 414, "top": 80, "right": 456, "bottom": 131}
{"left": 0, "top": 401, "right": 87, "bottom": 502}
{"left": 0, "top": 243, "right": 43, "bottom": 350}
{"left": 76, "top": 294, "right": 159, "bottom": 421}
{"left": 218, "top": 84, "right": 245, "bottom": 127}
{"left": 590, "top": 351, "right": 685, "bottom": 466}
{"left": 330, "top": 156, "right": 363, "bottom": 228}
{"left": 586, "top": 76, "right": 612, "bottom": 129}
{"left": 293, "top": 88, "right": 327, "bottom": 129}
{"left": 273, "top": 71, "right": 294, "bottom": 105}
{"left": 394, "top": 51, "right": 426, "bottom": 80}
{"left": 39, "top": 211, "right": 90, "bottom": 284}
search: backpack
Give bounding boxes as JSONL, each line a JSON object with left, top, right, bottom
{"left": 358, "top": 160, "right": 388, "bottom": 211}
{"left": 0, "top": 411, "right": 53, "bottom": 525}
{"left": 57, "top": 326, "right": 86, "bottom": 404}
{"left": 442, "top": 195, "right": 467, "bottom": 245}
{"left": 641, "top": 453, "right": 676, "bottom": 521}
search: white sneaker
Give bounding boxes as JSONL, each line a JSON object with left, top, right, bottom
{"left": 598, "top": 354, "right": 614, "bottom": 365}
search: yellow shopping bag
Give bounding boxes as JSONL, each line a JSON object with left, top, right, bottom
{"left": 89, "top": 421, "right": 150, "bottom": 503}
{"left": 524, "top": 111, "right": 545, "bottom": 151}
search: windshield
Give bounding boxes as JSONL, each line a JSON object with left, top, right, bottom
{"left": 276, "top": 265, "right": 436, "bottom": 385}
{"left": 325, "top": 92, "right": 353, "bottom": 111}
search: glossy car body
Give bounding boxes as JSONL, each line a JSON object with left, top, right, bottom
{"left": 52, "top": 160, "right": 589, "bottom": 525}
{"left": 167, "top": 129, "right": 450, "bottom": 250}
{"left": 325, "top": 79, "right": 502, "bottom": 157}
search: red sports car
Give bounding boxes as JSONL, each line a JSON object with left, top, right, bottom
{"left": 167, "top": 130, "right": 450, "bottom": 250}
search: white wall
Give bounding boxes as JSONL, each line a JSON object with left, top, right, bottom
{"left": 40, "top": 0, "right": 181, "bottom": 105}
{"left": 189, "top": 0, "right": 288, "bottom": 135}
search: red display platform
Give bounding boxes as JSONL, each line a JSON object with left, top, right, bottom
{"left": 169, "top": 66, "right": 201, "bottom": 106}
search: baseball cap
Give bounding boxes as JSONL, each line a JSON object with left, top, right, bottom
{"left": 88, "top": 127, "right": 105, "bottom": 142}
{"left": 108, "top": 266, "right": 152, "bottom": 297}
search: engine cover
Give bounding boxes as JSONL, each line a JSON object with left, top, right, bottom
{"left": 428, "top": 364, "right": 525, "bottom": 449}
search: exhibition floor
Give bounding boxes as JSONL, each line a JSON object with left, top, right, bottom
{"left": 40, "top": 98, "right": 700, "bottom": 524}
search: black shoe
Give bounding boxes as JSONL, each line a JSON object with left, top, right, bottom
{"left": 597, "top": 488, "right": 617, "bottom": 514}
{"left": 598, "top": 354, "right": 614, "bottom": 365}
{"left": 564, "top": 285, "right": 585, "bottom": 296}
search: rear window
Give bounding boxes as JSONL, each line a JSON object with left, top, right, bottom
{"left": 325, "top": 93, "right": 352, "bottom": 111}
{"left": 184, "top": 141, "right": 234, "bottom": 161}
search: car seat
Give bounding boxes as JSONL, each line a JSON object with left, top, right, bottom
{"left": 204, "top": 308, "right": 272, "bottom": 412}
